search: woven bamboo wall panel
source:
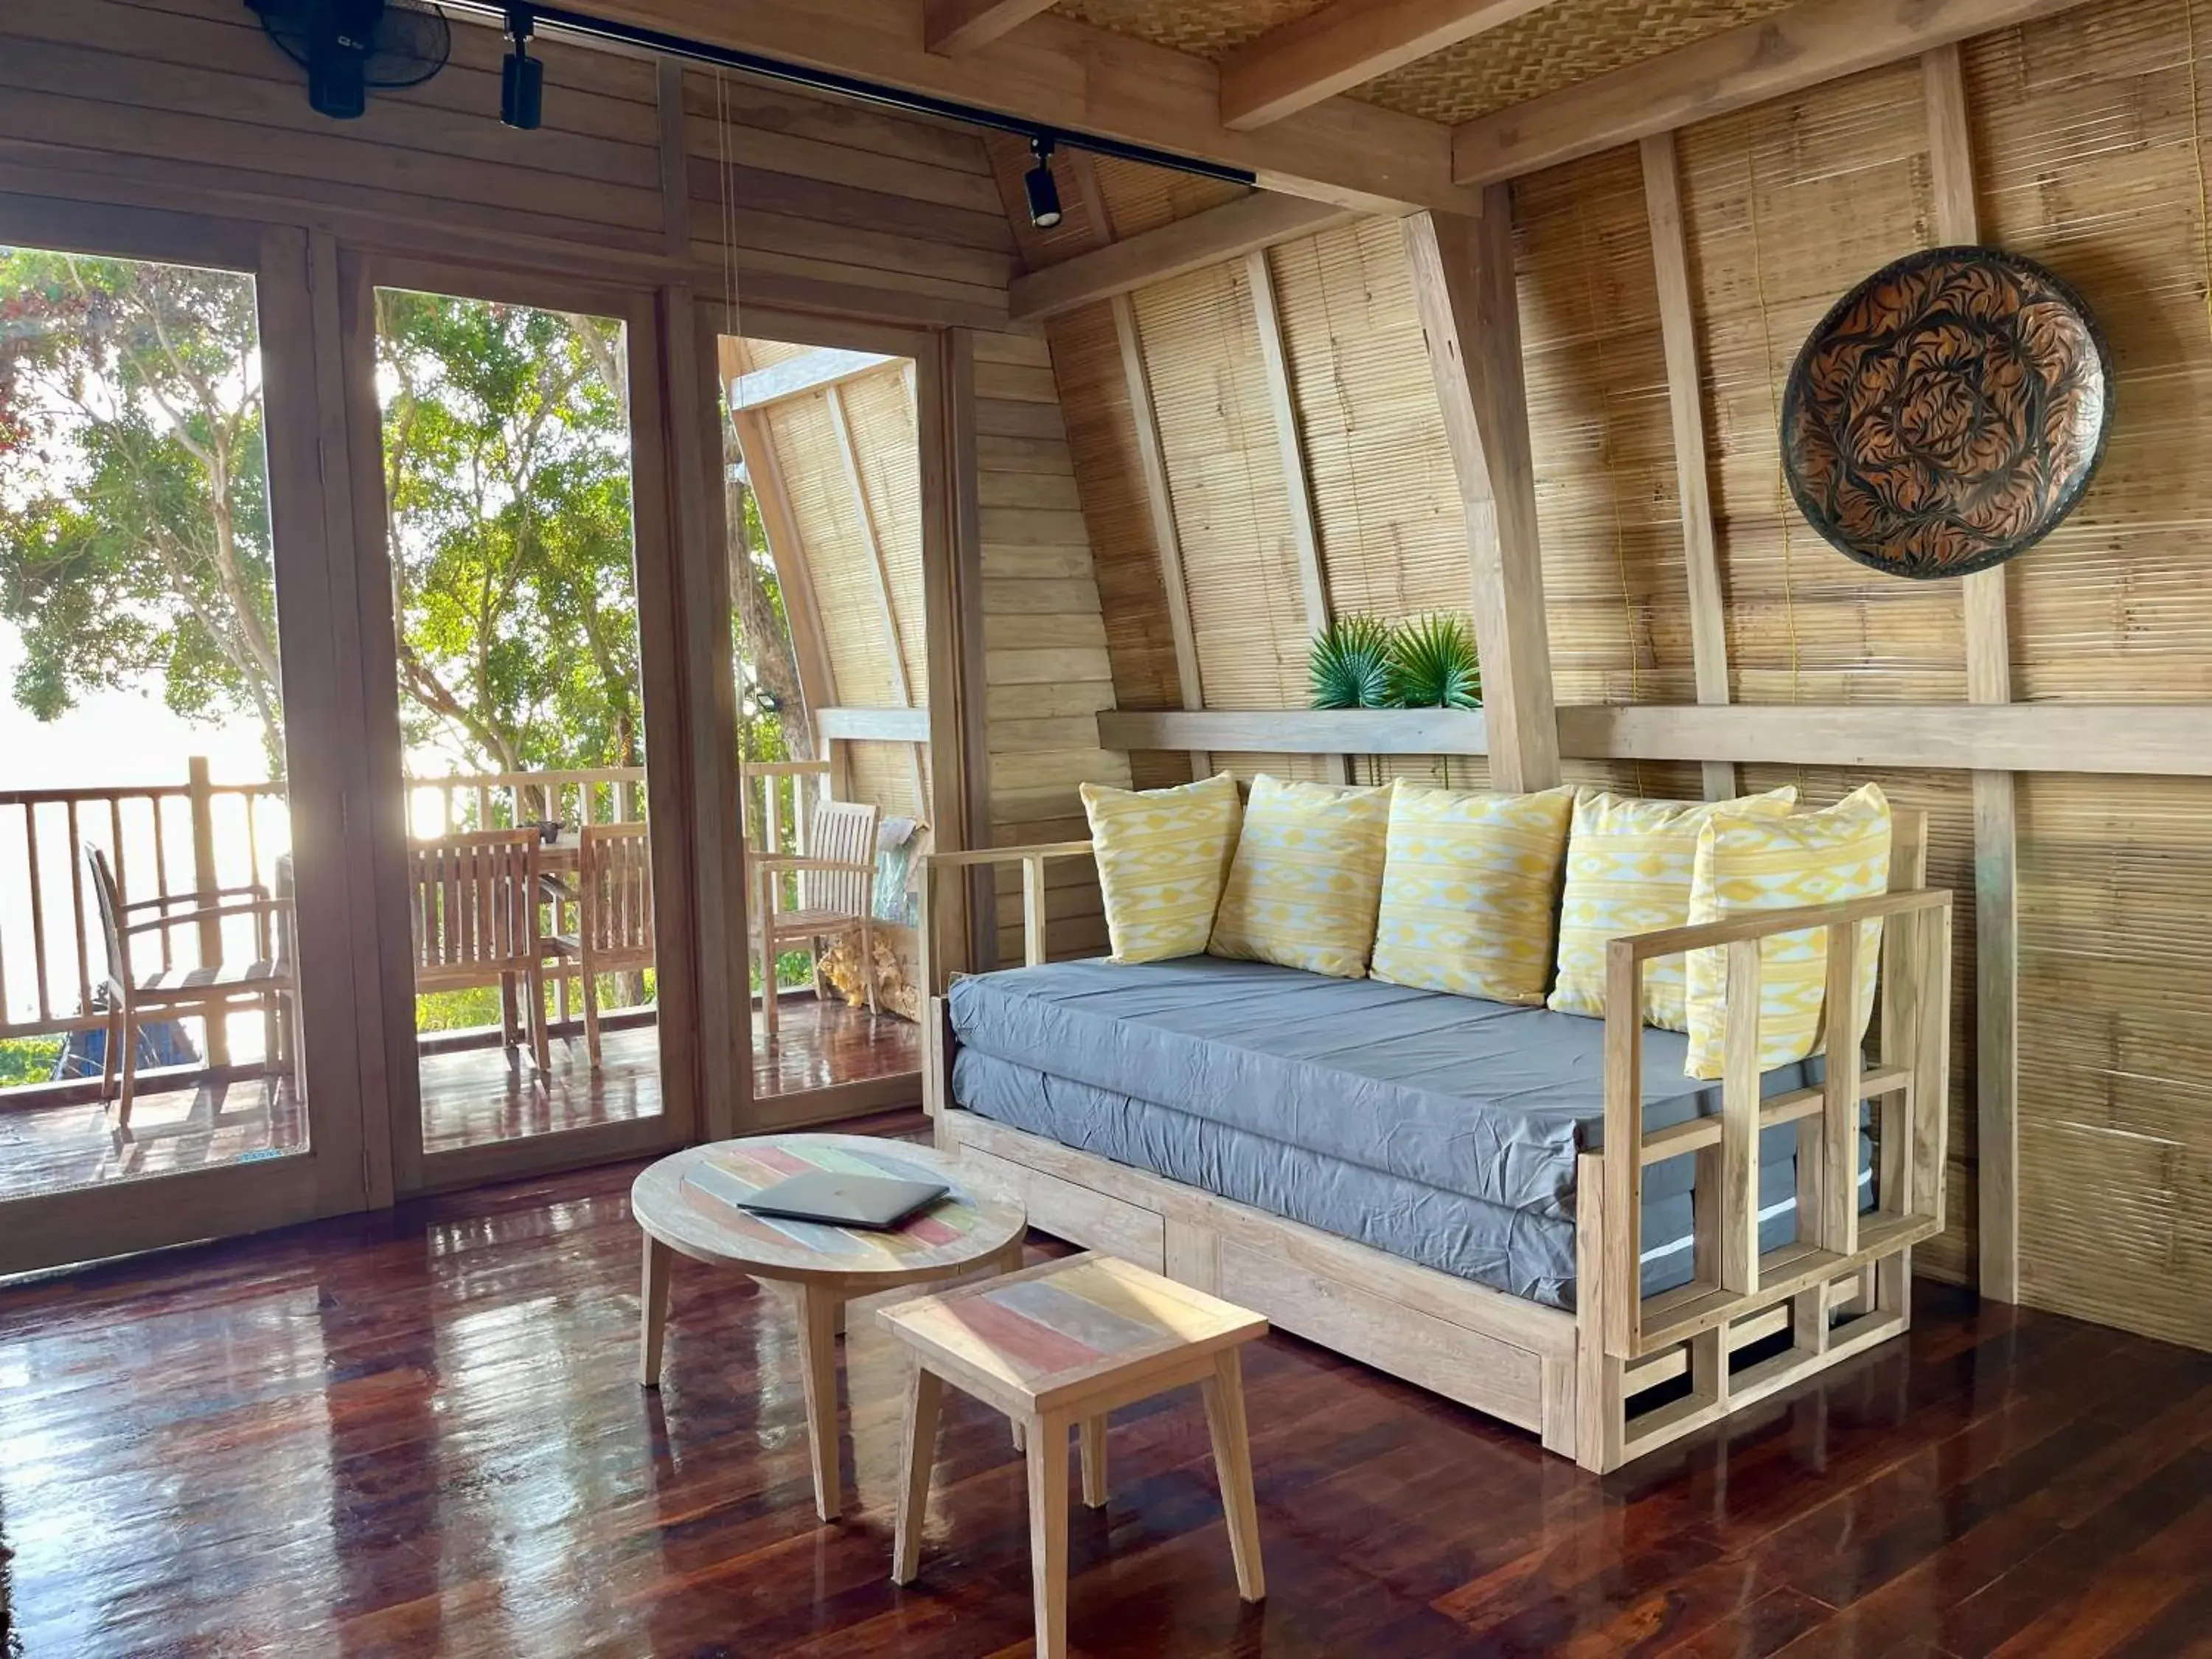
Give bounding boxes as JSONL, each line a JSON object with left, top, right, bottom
{"left": 1265, "top": 218, "right": 1470, "bottom": 624}
{"left": 1513, "top": 145, "right": 1699, "bottom": 708}
{"left": 1739, "top": 764, "right": 1979, "bottom": 1283}
{"left": 2016, "top": 772, "right": 2212, "bottom": 1349}
{"left": 1676, "top": 60, "right": 1966, "bottom": 707}
{"left": 1964, "top": 1, "right": 2212, "bottom": 700}
{"left": 764, "top": 393, "right": 894, "bottom": 710}
{"left": 1133, "top": 262, "right": 1310, "bottom": 710}
{"left": 1094, "top": 154, "right": 1251, "bottom": 239}
{"left": 841, "top": 364, "right": 931, "bottom": 706}
{"left": 1047, "top": 0, "right": 1317, "bottom": 61}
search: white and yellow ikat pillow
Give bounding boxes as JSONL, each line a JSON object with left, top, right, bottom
{"left": 1683, "top": 782, "right": 1893, "bottom": 1080}
{"left": 1368, "top": 781, "right": 1576, "bottom": 1006}
{"left": 1079, "top": 771, "right": 1242, "bottom": 964}
{"left": 1547, "top": 785, "right": 1799, "bottom": 1030}
{"left": 1207, "top": 775, "right": 1392, "bottom": 979}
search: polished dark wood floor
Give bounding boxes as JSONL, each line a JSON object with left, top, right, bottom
{"left": 1, "top": 1151, "right": 2207, "bottom": 1659}
{"left": 0, "top": 1000, "right": 919, "bottom": 1196}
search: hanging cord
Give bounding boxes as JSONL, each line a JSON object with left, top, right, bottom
{"left": 1745, "top": 139, "right": 1806, "bottom": 719}
{"left": 2188, "top": 0, "right": 2212, "bottom": 343}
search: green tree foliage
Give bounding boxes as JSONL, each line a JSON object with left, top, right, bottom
{"left": 0, "top": 250, "right": 284, "bottom": 766}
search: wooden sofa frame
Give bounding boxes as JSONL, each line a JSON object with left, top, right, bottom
{"left": 916, "top": 813, "right": 1952, "bottom": 1473}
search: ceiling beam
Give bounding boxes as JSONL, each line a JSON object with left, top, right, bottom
{"left": 1009, "top": 190, "right": 1357, "bottom": 321}
{"left": 1220, "top": 0, "right": 1557, "bottom": 131}
{"left": 586, "top": 0, "right": 1483, "bottom": 215}
{"left": 925, "top": 0, "right": 1058, "bottom": 56}
{"left": 1449, "top": 0, "right": 2086, "bottom": 185}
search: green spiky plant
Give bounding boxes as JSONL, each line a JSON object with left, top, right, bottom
{"left": 1388, "top": 612, "right": 1482, "bottom": 709}
{"left": 1307, "top": 614, "right": 1397, "bottom": 709}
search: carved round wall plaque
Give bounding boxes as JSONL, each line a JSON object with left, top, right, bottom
{"left": 1780, "top": 245, "right": 2112, "bottom": 580}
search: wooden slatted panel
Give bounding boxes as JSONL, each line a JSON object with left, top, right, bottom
{"left": 841, "top": 364, "right": 931, "bottom": 705}
{"left": 1093, "top": 155, "right": 1251, "bottom": 239}
{"left": 1961, "top": 0, "right": 2212, "bottom": 700}
{"left": 1737, "top": 763, "right": 1978, "bottom": 1284}
{"left": 1133, "top": 262, "right": 1308, "bottom": 711}
{"left": 1265, "top": 218, "right": 1470, "bottom": 627}
{"left": 975, "top": 328, "right": 1124, "bottom": 962}
{"left": 765, "top": 394, "right": 896, "bottom": 711}
{"left": 984, "top": 136, "right": 1116, "bottom": 265}
{"left": 1675, "top": 60, "right": 1966, "bottom": 706}
{"left": 1045, "top": 301, "right": 1191, "bottom": 793}
{"left": 1513, "top": 145, "right": 1699, "bottom": 708}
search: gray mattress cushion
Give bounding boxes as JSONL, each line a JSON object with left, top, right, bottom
{"left": 953, "top": 1050, "right": 1854, "bottom": 1310}
{"left": 947, "top": 956, "right": 1815, "bottom": 1220}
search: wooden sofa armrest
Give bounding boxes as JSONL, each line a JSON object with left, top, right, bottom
{"left": 915, "top": 841, "right": 1099, "bottom": 995}
{"left": 1594, "top": 884, "right": 1955, "bottom": 1364}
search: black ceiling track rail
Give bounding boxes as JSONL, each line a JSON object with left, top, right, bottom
{"left": 444, "top": 1, "right": 1259, "bottom": 189}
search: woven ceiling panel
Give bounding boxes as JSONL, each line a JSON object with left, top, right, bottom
{"left": 1049, "top": 0, "right": 1793, "bottom": 125}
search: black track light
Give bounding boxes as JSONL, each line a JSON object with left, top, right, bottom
{"left": 501, "top": 5, "right": 543, "bottom": 130}
{"left": 1023, "top": 135, "right": 1063, "bottom": 230}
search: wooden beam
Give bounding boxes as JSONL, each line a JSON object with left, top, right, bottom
{"left": 1924, "top": 40, "right": 2020, "bottom": 1306}
{"left": 729, "top": 348, "right": 901, "bottom": 410}
{"left": 1245, "top": 246, "right": 1347, "bottom": 784}
{"left": 1402, "top": 195, "right": 1559, "bottom": 790}
{"left": 656, "top": 60, "right": 692, "bottom": 260}
{"left": 731, "top": 407, "right": 839, "bottom": 723}
{"left": 925, "top": 0, "right": 1058, "bottom": 55}
{"left": 1112, "top": 292, "right": 1212, "bottom": 778}
{"left": 1640, "top": 131, "right": 1735, "bottom": 804}
{"left": 827, "top": 382, "right": 933, "bottom": 811}
{"left": 1096, "top": 703, "right": 2212, "bottom": 777}
{"left": 1220, "top": 0, "right": 1557, "bottom": 131}
{"left": 1010, "top": 191, "right": 1357, "bottom": 322}
{"left": 1449, "top": 0, "right": 2087, "bottom": 186}
{"left": 818, "top": 706, "right": 935, "bottom": 742}
{"left": 589, "top": 0, "right": 1483, "bottom": 215}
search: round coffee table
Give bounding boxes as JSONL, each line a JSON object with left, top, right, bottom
{"left": 631, "top": 1132, "right": 1026, "bottom": 1520}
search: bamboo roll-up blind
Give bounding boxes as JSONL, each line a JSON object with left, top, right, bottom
{"left": 1512, "top": 145, "right": 1698, "bottom": 708}
{"left": 1265, "top": 218, "right": 1470, "bottom": 625}
{"left": 1738, "top": 762, "right": 1979, "bottom": 1281}
{"left": 2015, "top": 773, "right": 2212, "bottom": 1350}
{"left": 1677, "top": 60, "right": 1967, "bottom": 707}
{"left": 846, "top": 740, "right": 925, "bottom": 827}
{"left": 1135, "top": 262, "right": 1309, "bottom": 711}
{"left": 1046, "top": 302, "right": 1190, "bottom": 773}
{"left": 1964, "top": 0, "right": 2212, "bottom": 702}
{"left": 766, "top": 394, "right": 896, "bottom": 710}
{"left": 841, "top": 364, "right": 930, "bottom": 706}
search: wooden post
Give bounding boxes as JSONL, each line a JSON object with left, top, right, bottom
{"left": 187, "top": 754, "right": 229, "bottom": 1067}
{"left": 1925, "top": 40, "right": 2019, "bottom": 1301}
{"left": 1641, "top": 132, "right": 1737, "bottom": 803}
{"left": 1402, "top": 192, "right": 1561, "bottom": 792}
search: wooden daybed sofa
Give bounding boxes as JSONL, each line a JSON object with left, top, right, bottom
{"left": 916, "top": 814, "right": 1952, "bottom": 1474}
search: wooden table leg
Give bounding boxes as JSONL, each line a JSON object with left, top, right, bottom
{"left": 1079, "top": 1415, "right": 1107, "bottom": 1509}
{"left": 1026, "top": 1409, "right": 1071, "bottom": 1659}
{"left": 796, "top": 1280, "right": 844, "bottom": 1521}
{"left": 1201, "top": 1349, "right": 1265, "bottom": 1601}
{"left": 891, "top": 1362, "right": 944, "bottom": 1585}
{"left": 639, "top": 1235, "right": 672, "bottom": 1389}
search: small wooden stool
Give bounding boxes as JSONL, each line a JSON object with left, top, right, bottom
{"left": 877, "top": 1251, "right": 1268, "bottom": 1659}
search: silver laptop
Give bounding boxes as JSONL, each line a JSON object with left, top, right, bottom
{"left": 736, "top": 1170, "right": 949, "bottom": 1230}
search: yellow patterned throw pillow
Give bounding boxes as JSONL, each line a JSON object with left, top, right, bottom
{"left": 1369, "top": 781, "right": 1576, "bottom": 1005}
{"left": 1548, "top": 785, "right": 1800, "bottom": 1029}
{"left": 1208, "top": 775, "right": 1392, "bottom": 979}
{"left": 1683, "top": 783, "right": 1893, "bottom": 1080}
{"left": 1080, "top": 772, "right": 1242, "bottom": 964}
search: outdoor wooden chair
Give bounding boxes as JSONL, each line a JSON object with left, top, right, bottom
{"left": 86, "top": 846, "right": 298, "bottom": 1130}
{"left": 406, "top": 829, "right": 549, "bottom": 1074}
{"left": 543, "top": 822, "right": 654, "bottom": 1068}
{"left": 752, "top": 799, "right": 879, "bottom": 1041}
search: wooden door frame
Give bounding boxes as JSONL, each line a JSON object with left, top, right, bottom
{"left": 695, "top": 297, "right": 988, "bottom": 1135}
{"left": 0, "top": 192, "right": 381, "bottom": 1271}
{"left": 341, "top": 251, "right": 703, "bottom": 1194}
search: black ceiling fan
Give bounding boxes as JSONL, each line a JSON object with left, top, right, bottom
{"left": 249, "top": 0, "right": 453, "bottom": 120}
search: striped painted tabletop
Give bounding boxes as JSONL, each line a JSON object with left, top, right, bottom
{"left": 630, "top": 1133, "right": 1026, "bottom": 1281}
{"left": 879, "top": 1252, "right": 1268, "bottom": 1410}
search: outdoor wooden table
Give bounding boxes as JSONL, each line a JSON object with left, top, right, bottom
{"left": 630, "top": 1132, "right": 1028, "bottom": 1521}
